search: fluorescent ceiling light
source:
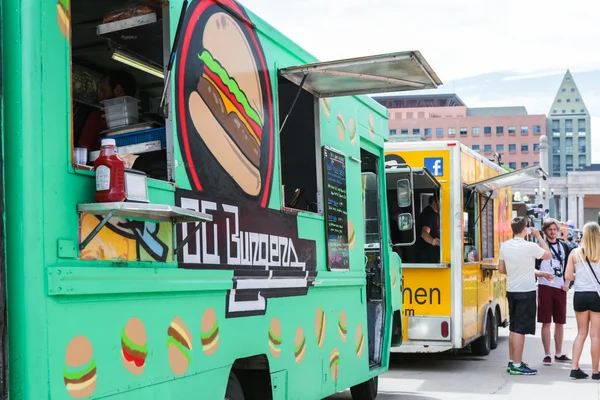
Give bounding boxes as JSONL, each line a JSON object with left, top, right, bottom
{"left": 112, "top": 49, "right": 164, "bottom": 79}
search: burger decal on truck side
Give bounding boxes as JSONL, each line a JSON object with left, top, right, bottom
{"left": 177, "top": 0, "right": 274, "bottom": 205}
{"left": 174, "top": 0, "right": 318, "bottom": 319}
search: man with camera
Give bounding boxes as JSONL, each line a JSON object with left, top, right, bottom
{"left": 535, "top": 218, "right": 572, "bottom": 365}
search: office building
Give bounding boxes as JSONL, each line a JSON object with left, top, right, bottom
{"left": 547, "top": 70, "right": 591, "bottom": 177}
{"left": 374, "top": 94, "right": 546, "bottom": 169}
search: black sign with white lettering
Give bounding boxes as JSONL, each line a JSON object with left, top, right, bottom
{"left": 175, "top": 189, "right": 318, "bottom": 318}
{"left": 322, "top": 146, "right": 349, "bottom": 271}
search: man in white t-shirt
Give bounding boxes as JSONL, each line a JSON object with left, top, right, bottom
{"left": 535, "top": 218, "right": 572, "bottom": 366}
{"left": 499, "top": 217, "right": 553, "bottom": 376}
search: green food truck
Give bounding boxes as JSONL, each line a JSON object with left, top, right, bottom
{"left": 0, "top": 0, "right": 441, "bottom": 398}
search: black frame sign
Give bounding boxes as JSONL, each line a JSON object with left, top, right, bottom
{"left": 322, "top": 146, "right": 349, "bottom": 271}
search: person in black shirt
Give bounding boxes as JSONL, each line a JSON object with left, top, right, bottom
{"left": 417, "top": 195, "right": 440, "bottom": 263}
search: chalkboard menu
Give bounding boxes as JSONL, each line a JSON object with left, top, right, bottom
{"left": 322, "top": 146, "right": 349, "bottom": 271}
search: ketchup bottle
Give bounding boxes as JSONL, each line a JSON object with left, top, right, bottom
{"left": 94, "top": 138, "right": 126, "bottom": 203}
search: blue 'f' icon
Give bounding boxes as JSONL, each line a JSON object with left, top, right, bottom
{"left": 424, "top": 157, "right": 444, "bottom": 177}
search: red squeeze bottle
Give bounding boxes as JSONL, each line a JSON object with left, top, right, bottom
{"left": 94, "top": 138, "right": 126, "bottom": 203}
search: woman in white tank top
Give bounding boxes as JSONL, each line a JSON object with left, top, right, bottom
{"left": 565, "top": 222, "right": 600, "bottom": 380}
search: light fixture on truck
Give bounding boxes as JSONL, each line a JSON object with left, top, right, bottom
{"left": 112, "top": 49, "right": 164, "bottom": 79}
{"left": 441, "top": 321, "right": 449, "bottom": 338}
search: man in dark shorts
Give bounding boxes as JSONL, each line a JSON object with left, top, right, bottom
{"left": 499, "top": 217, "right": 553, "bottom": 375}
{"left": 535, "top": 218, "right": 572, "bottom": 365}
{"left": 416, "top": 195, "right": 440, "bottom": 263}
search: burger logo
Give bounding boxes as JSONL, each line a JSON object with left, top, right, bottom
{"left": 177, "top": 0, "right": 274, "bottom": 207}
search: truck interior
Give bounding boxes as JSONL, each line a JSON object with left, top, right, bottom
{"left": 70, "top": 0, "right": 172, "bottom": 181}
{"left": 385, "top": 165, "right": 442, "bottom": 265}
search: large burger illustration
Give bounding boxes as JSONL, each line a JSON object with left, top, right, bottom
{"left": 177, "top": 0, "right": 274, "bottom": 206}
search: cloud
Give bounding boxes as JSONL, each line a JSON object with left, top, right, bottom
{"left": 240, "top": 0, "right": 600, "bottom": 81}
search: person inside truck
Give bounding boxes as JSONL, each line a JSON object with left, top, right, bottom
{"left": 76, "top": 69, "right": 138, "bottom": 151}
{"left": 416, "top": 194, "right": 440, "bottom": 263}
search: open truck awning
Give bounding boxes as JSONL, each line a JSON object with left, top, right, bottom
{"left": 466, "top": 166, "right": 548, "bottom": 195}
{"left": 385, "top": 167, "right": 440, "bottom": 189}
{"left": 279, "top": 51, "right": 442, "bottom": 98}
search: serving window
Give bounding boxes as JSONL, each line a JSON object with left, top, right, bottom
{"left": 69, "top": 0, "right": 173, "bottom": 182}
{"left": 277, "top": 76, "right": 321, "bottom": 213}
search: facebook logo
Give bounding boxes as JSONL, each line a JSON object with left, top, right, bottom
{"left": 424, "top": 157, "right": 444, "bottom": 177}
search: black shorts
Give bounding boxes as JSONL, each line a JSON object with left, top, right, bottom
{"left": 573, "top": 292, "right": 600, "bottom": 313}
{"left": 507, "top": 291, "right": 537, "bottom": 335}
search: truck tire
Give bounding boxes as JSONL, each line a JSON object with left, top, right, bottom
{"left": 225, "top": 372, "right": 245, "bottom": 400}
{"left": 471, "top": 313, "right": 491, "bottom": 356}
{"left": 350, "top": 376, "right": 378, "bottom": 400}
{"left": 490, "top": 313, "right": 500, "bottom": 350}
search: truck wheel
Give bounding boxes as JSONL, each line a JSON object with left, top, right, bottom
{"left": 471, "top": 313, "right": 491, "bottom": 356}
{"left": 225, "top": 372, "right": 245, "bottom": 400}
{"left": 490, "top": 313, "right": 500, "bottom": 350}
{"left": 350, "top": 376, "right": 378, "bottom": 400}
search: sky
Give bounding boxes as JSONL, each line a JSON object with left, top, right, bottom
{"left": 240, "top": 0, "right": 600, "bottom": 161}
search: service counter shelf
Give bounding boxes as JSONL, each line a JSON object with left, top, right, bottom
{"left": 77, "top": 202, "right": 213, "bottom": 258}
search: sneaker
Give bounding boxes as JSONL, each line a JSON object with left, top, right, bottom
{"left": 555, "top": 354, "right": 572, "bottom": 363}
{"left": 570, "top": 369, "right": 589, "bottom": 379}
{"left": 543, "top": 356, "right": 552, "bottom": 365}
{"left": 593, "top": 373, "right": 600, "bottom": 380}
{"left": 507, "top": 361, "right": 513, "bottom": 372}
{"left": 510, "top": 362, "right": 538, "bottom": 375}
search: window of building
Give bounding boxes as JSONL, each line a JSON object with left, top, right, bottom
{"left": 413, "top": 128, "right": 420, "bottom": 135}
{"left": 484, "top": 126, "right": 492, "bottom": 135}
{"left": 566, "top": 155, "right": 573, "bottom": 171}
{"left": 509, "top": 162, "right": 516, "bottom": 169}
{"left": 484, "top": 144, "right": 492, "bottom": 153}
{"left": 390, "top": 129, "right": 397, "bottom": 135}
{"left": 562, "top": 88, "right": 566, "bottom": 92}
{"left": 401, "top": 129, "right": 408, "bottom": 135}
{"left": 562, "top": 110, "right": 566, "bottom": 113}
{"left": 576, "top": 98, "right": 580, "bottom": 102}
{"left": 571, "top": 88, "right": 575, "bottom": 92}
{"left": 424, "top": 128, "right": 432, "bottom": 137}
{"left": 472, "top": 144, "right": 480, "bottom": 152}
{"left": 566, "top": 146, "right": 573, "bottom": 154}
{"left": 581, "top": 109, "right": 585, "bottom": 113}
{"left": 521, "top": 144, "right": 529, "bottom": 152}
{"left": 460, "top": 127, "right": 467, "bottom": 136}
{"left": 509, "top": 144, "right": 516, "bottom": 153}
{"left": 496, "top": 144, "right": 504, "bottom": 153}
{"left": 520, "top": 125, "right": 529, "bottom": 134}
{"left": 567, "top": 78, "right": 571, "bottom": 82}
{"left": 448, "top": 128, "right": 456, "bottom": 136}
{"left": 567, "top": 99, "right": 571, "bottom": 102}
{"left": 572, "top": 109, "right": 576, "bottom": 113}
{"left": 533, "top": 143, "right": 540, "bottom": 152}
{"left": 521, "top": 162, "right": 529, "bottom": 168}
{"left": 436, "top": 128, "right": 444, "bottom": 137}
{"left": 558, "top": 99, "right": 562, "bottom": 103}
{"left": 578, "top": 119, "right": 585, "bottom": 133}
{"left": 418, "top": 111, "right": 425, "bottom": 118}
{"left": 552, "top": 120, "right": 560, "bottom": 132}
{"left": 579, "top": 155, "right": 586, "bottom": 166}
{"left": 406, "top": 112, "right": 413, "bottom": 119}
{"left": 508, "top": 126, "right": 516, "bottom": 135}
{"left": 496, "top": 126, "right": 504, "bottom": 134}
{"left": 534, "top": 161, "right": 539, "bottom": 166}
{"left": 472, "top": 127, "right": 480, "bottom": 136}
{"left": 533, "top": 125, "right": 541, "bottom": 134}
{"left": 553, "top": 155, "right": 561, "bottom": 173}
{"left": 565, "top": 119, "right": 573, "bottom": 133}
{"left": 553, "top": 110, "right": 557, "bottom": 113}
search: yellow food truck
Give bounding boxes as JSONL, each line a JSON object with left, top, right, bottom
{"left": 384, "top": 141, "right": 547, "bottom": 355}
